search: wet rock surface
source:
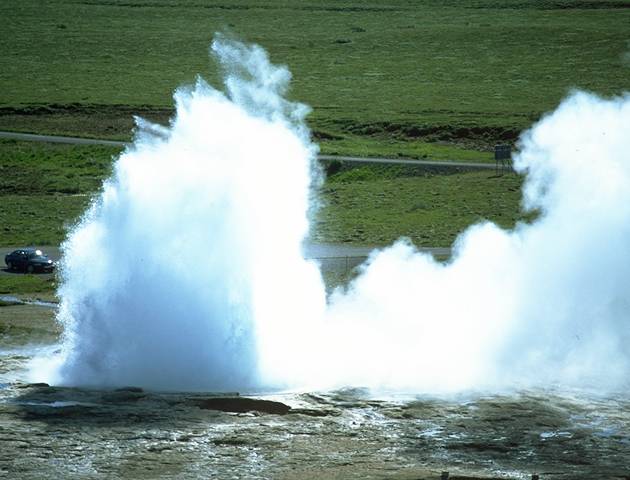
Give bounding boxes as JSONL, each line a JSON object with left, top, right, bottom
{"left": 1, "top": 378, "right": 629, "bottom": 479}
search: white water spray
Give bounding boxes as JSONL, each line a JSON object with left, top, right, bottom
{"left": 45, "top": 38, "right": 630, "bottom": 393}
{"left": 320, "top": 91, "right": 630, "bottom": 393}
{"left": 51, "top": 37, "right": 326, "bottom": 391}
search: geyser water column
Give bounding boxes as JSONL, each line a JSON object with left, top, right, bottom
{"left": 52, "top": 37, "right": 326, "bottom": 391}
{"left": 43, "top": 36, "right": 630, "bottom": 395}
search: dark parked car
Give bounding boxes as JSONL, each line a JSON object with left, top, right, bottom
{"left": 4, "top": 248, "right": 55, "bottom": 273}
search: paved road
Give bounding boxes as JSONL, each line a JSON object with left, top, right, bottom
{"left": 0, "top": 130, "right": 499, "bottom": 170}
{"left": 318, "top": 154, "right": 496, "bottom": 169}
{"left": 303, "top": 244, "right": 450, "bottom": 258}
{"left": 0, "top": 244, "right": 451, "bottom": 276}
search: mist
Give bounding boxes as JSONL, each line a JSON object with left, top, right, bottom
{"left": 42, "top": 37, "right": 630, "bottom": 394}
{"left": 319, "top": 91, "right": 630, "bottom": 393}
{"left": 49, "top": 37, "right": 326, "bottom": 391}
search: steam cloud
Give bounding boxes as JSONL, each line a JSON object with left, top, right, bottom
{"left": 44, "top": 38, "right": 630, "bottom": 394}
{"left": 325, "top": 91, "right": 630, "bottom": 392}
{"left": 51, "top": 37, "right": 325, "bottom": 391}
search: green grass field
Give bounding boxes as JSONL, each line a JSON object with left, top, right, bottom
{"left": 0, "top": 140, "right": 119, "bottom": 245}
{"left": 0, "top": 0, "right": 626, "bottom": 296}
{"left": 0, "top": 274, "right": 58, "bottom": 297}
{"left": 0, "top": 139, "right": 525, "bottom": 249}
{"left": 1, "top": 0, "right": 628, "bottom": 158}
{"left": 0, "top": 138, "right": 527, "bottom": 295}
{"left": 315, "top": 164, "right": 527, "bottom": 246}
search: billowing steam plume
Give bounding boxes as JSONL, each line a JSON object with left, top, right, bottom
{"left": 43, "top": 37, "right": 630, "bottom": 393}
{"left": 325, "top": 91, "right": 630, "bottom": 392}
{"left": 50, "top": 37, "right": 326, "bottom": 391}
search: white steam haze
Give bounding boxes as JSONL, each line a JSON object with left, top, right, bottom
{"left": 48, "top": 37, "right": 326, "bottom": 391}
{"left": 38, "top": 37, "right": 630, "bottom": 394}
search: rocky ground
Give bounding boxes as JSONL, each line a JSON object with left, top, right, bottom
{"left": 1, "top": 304, "right": 629, "bottom": 479}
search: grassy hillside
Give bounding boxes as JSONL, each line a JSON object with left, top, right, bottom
{"left": 0, "top": 0, "right": 628, "bottom": 158}
{"left": 0, "top": 140, "right": 119, "bottom": 245}
{"left": 314, "top": 164, "right": 527, "bottom": 246}
{"left": 0, "top": 139, "right": 525, "bottom": 249}
{"left": 0, "top": 0, "right": 621, "bottom": 259}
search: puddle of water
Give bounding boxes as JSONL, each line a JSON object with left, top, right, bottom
{"left": 0, "top": 344, "right": 60, "bottom": 357}
{"left": 0, "top": 295, "right": 57, "bottom": 308}
{"left": 593, "top": 427, "right": 620, "bottom": 438}
{"left": 0, "top": 295, "right": 21, "bottom": 305}
{"left": 539, "top": 431, "right": 572, "bottom": 440}
{"left": 14, "top": 400, "right": 98, "bottom": 408}
{"left": 418, "top": 426, "right": 443, "bottom": 438}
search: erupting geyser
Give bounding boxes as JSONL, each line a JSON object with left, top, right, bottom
{"left": 49, "top": 37, "right": 326, "bottom": 391}
{"left": 40, "top": 37, "right": 630, "bottom": 394}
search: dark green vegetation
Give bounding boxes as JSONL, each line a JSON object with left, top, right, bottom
{"left": 0, "top": 139, "right": 114, "bottom": 194}
{"left": 0, "top": 0, "right": 623, "bottom": 296}
{"left": 0, "top": 275, "right": 58, "bottom": 297}
{"left": 1, "top": 0, "right": 628, "bottom": 158}
{"left": 0, "top": 139, "right": 119, "bottom": 245}
{"left": 315, "top": 164, "right": 526, "bottom": 247}
{"left": 0, "top": 138, "right": 525, "bottom": 251}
